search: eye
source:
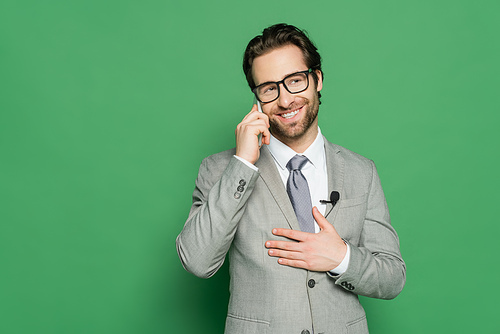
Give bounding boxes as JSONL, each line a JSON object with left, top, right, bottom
{"left": 286, "top": 75, "right": 305, "bottom": 87}
{"left": 259, "top": 84, "right": 276, "bottom": 96}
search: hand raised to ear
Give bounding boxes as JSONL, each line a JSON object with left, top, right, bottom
{"left": 235, "top": 105, "right": 270, "bottom": 165}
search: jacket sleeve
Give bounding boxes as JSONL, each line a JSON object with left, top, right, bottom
{"left": 176, "top": 155, "right": 260, "bottom": 278}
{"left": 330, "top": 160, "right": 406, "bottom": 299}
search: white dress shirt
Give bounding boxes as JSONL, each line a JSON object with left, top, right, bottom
{"left": 234, "top": 127, "right": 350, "bottom": 275}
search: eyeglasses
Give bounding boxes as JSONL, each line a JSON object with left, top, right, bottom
{"left": 252, "top": 69, "right": 313, "bottom": 103}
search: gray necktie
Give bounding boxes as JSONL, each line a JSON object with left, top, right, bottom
{"left": 286, "top": 155, "right": 315, "bottom": 233}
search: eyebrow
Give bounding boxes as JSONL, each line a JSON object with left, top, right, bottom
{"left": 255, "top": 69, "right": 308, "bottom": 87}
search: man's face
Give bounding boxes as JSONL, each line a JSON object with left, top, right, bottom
{"left": 252, "top": 44, "right": 323, "bottom": 143}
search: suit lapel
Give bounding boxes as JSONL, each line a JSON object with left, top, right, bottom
{"left": 324, "top": 138, "right": 344, "bottom": 221}
{"left": 255, "top": 139, "right": 344, "bottom": 230}
{"left": 255, "top": 145, "right": 301, "bottom": 231}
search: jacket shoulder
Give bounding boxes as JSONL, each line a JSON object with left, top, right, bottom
{"left": 194, "top": 148, "right": 237, "bottom": 187}
{"left": 200, "top": 147, "right": 236, "bottom": 168}
{"left": 325, "top": 139, "right": 373, "bottom": 165}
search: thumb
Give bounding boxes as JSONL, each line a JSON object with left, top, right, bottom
{"left": 312, "top": 206, "right": 333, "bottom": 231}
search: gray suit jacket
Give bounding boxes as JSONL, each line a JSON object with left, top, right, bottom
{"left": 176, "top": 138, "right": 406, "bottom": 334}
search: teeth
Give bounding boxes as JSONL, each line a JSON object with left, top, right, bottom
{"left": 281, "top": 109, "right": 299, "bottom": 119}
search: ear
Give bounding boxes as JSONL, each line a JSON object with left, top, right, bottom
{"left": 315, "top": 69, "right": 323, "bottom": 92}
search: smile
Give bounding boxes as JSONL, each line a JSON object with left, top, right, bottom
{"left": 279, "top": 107, "right": 302, "bottom": 119}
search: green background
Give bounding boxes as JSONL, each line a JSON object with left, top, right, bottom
{"left": 1, "top": 0, "right": 499, "bottom": 333}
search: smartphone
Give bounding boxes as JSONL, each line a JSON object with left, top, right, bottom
{"left": 253, "top": 96, "right": 263, "bottom": 146}
{"left": 254, "top": 96, "right": 263, "bottom": 113}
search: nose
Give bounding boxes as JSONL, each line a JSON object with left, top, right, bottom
{"left": 277, "top": 83, "right": 294, "bottom": 108}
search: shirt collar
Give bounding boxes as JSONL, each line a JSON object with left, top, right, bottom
{"left": 267, "top": 127, "right": 325, "bottom": 171}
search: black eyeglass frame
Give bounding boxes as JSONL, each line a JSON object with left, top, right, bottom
{"left": 252, "top": 68, "right": 313, "bottom": 103}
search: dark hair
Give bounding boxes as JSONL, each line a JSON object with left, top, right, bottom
{"left": 243, "top": 23, "right": 323, "bottom": 102}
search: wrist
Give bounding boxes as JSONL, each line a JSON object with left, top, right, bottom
{"left": 235, "top": 151, "right": 257, "bottom": 165}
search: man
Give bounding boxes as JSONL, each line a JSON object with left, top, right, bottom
{"left": 176, "top": 24, "right": 405, "bottom": 334}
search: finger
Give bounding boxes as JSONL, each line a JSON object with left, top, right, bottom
{"left": 247, "top": 104, "right": 259, "bottom": 115}
{"left": 276, "top": 258, "right": 309, "bottom": 270}
{"left": 243, "top": 105, "right": 269, "bottom": 125}
{"left": 258, "top": 110, "right": 270, "bottom": 128}
{"left": 242, "top": 104, "right": 261, "bottom": 121}
{"left": 241, "top": 123, "right": 270, "bottom": 138}
{"left": 237, "top": 117, "right": 268, "bottom": 133}
{"left": 261, "top": 128, "right": 271, "bottom": 145}
{"left": 272, "top": 228, "right": 309, "bottom": 242}
{"left": 244, "top": 110, "right": 269, "bottom": 128}
{"left": 312, "top": 206, "right": 333, "bottom": 231}
{"left": 267, "top": 248, "right": 304, "bottom": 260}
{"left": 265, "top": 239, "right": 301, "bottom": 251}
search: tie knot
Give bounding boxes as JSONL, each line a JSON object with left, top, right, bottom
{"left": 286, "top": 155, "right": 309, "bottom": 172}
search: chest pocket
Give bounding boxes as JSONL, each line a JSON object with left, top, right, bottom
{"left": 330, "top": 194, "right": 367, "bottom": 244}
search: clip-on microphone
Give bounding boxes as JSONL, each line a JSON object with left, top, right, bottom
{"left": 320, "top": 191, "right": 340, "bottom": 208}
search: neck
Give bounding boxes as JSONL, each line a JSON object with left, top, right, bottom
{"left": 273, "top": 121, "right": 319, "bottom": 153}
